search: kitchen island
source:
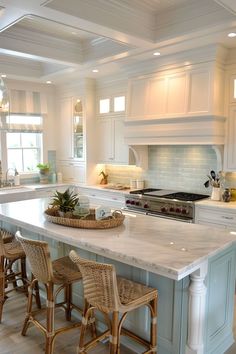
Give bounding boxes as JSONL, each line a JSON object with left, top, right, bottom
{"left": 0, "top": 198, "right": 235, "bottom": 354}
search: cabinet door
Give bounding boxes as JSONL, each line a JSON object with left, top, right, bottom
{"left": 127, "top": 78, "right": 148, "bottom": 120}
{"left": 73, "top": 164, "right": 86, "bottom": 183}
{"left": 224, "top": 105, "right": 236, "bottom": 171}
{"left": 113, "top": 118, "right": 129, "bottom": 163}
{"left": 147, "top": 77, "right": 167, "bottom": 117}
{"left": 188, "top": 70, "right": 211, "bottom": 114}
{"left": 166, "top": 73, "right": 187, "bottom": 115}
{"left": 97, "top": 118, "right": 114, "bottom": 162}
{"left": 229, "top": 75, "right": 236, "bottom": 103}
{"left": 58, "top": 97, "right": 73, "bottom": 160}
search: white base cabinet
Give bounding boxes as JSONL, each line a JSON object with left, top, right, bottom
{"left": 77, "top": 186, "right": 125, "bottom": 208}
{"left": 195, "top": 202, "right": 236, "bottom": 231}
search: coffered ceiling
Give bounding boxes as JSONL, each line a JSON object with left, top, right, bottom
{"left": 0, "top": 0, "right": 236, "bottom": 83}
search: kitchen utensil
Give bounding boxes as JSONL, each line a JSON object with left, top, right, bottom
{"left": 210, "top": 170, "right": 216, "bottom": 180}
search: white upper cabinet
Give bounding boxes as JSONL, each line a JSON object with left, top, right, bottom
{"left": 224, "top": 105, "right": 236, "bottom": 171}
{"left": 125, "top": 63, "right": 225, "bottom": 145}
{"left": 166, "top": 73, "right": 187, "bottom": 115}
{"left": 127, "top": 63, "right": 224, "bottom": 121}
{"left": 224, "top": 71, "right": 236, "bottom": 171}
{"left": 146, "top": 77, "right": 166, "bottom": 116}
{"left": 97, "top": 94, "right": 133, "bottom": 164}
{"left": 187, "top": 70, "right": 211, "bottom": 114}
{"left": 127, "top": 79, "right": 147, "bottom": 119}
{"left": 57, "top": 96, "right": 73, "bottom": 160}
{"left": 229, "top": 75, "right": 236, "bottom": 103}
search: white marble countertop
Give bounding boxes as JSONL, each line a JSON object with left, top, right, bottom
{"left": 76, "top": 183, "right": 132, "bottom": 195}
{"left": 196, "top": 198, "right": 236, "bottom": 210}
{"left": 0, "top": 198, "right": 235, "bottom": 281}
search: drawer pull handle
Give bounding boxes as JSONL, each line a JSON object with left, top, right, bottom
{"left": 222, "top": 216, "right": 234, "bottom": 220}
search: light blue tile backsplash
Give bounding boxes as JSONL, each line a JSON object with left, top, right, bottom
{"left": 144, "top": 146, "right": 217, "bottom": 194}
{"left": 106, "top": 145, "right": 218, "bottom": 195}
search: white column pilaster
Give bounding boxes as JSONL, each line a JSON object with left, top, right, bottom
{"left": 185, "top": 262, "right": 208, "bottom": 354}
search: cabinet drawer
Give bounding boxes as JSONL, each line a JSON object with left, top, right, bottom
{"left": 195, "top": 207, "right": 236, "bottom": 228}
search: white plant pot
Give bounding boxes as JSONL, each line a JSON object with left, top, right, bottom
{"left": 211, "top": 187, "right": 221, "bottom": 201}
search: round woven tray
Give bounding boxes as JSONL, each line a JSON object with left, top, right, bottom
{"left": 44, "top": 208, "right": 125, "bottom": 229}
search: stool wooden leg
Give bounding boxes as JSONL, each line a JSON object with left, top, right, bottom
{"left": 150, "top": 298, "right": 158, "bottom": 353}
{"left": 33, "top": 277, "right": 41, "bottom": 309}
{"left": 110, "top": 311, "right": 119, "bottom": 354}
{"left": 45, "top": 282, "right": 55, "bottom": 354}
{"left": 78, "top": 299, "right": 90, "bottom": 353}
{"left": 21, "top": 257, "right": 28, "bottom": 293}
{"left": 0, "top": 255, "right": 5, "bottom": 323}
{"left": 65, "top": 283, "right": 72, "bottom": 321}
{"left": 22, "top": 282, "right": 34, "bottom": 336}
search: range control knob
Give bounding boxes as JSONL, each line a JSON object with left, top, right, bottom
{"left": 135, "top": 201, "right": 140, "bottom": 206}
{"left": 144, "top": 203, "right": 149, "bottom": 209}
{"left": 169, "top": 207, "right": 175, "bottom": 212}
{"left": 161, "top": 207, "right": 167, "bottom": 213}
{"left": 126, "top": 200, "right": 131, "bottom": 204}
{"left": 130, "top": 200, "right": 135, "bottom": 205}
{"left": 181, "top": 209, "right": 187, "bottom": 215}
{"left": 175, "top": 207, "right": 181, "bottom": 213}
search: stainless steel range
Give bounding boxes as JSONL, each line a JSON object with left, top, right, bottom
{"left": 124, "top": 188, "right": 209, "bottom": 222}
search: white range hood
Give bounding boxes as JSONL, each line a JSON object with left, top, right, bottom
{"left": 124, "top": 115, "right": 226, "bottom": 146}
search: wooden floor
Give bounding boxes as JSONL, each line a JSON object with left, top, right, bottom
{"left": 0, "top": 291, "right": 235, "bottom": 354}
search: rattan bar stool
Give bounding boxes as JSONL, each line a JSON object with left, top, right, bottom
{"left": 16, "top": 231, "right": 84, "bottom": 354}
{"left": 70, "top": 250, "right": 158, "bottom": 354}
{"left": 0, "top": 229, "right": 41, "bottom": 323}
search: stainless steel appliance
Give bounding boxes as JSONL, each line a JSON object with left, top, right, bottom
{"left": 124, "top": 188, "right": 209, "bottom": 222}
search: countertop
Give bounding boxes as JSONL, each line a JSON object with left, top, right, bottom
{"left": 76, "top": 183, "right": 132, "bottom": 195}
{"left": 0, "top": 197, "right": 235, "bottom": 281}
{"left": 196, "top": 198, "right": 236, "bottom": 210}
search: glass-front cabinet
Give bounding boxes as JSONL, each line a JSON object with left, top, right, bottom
{"left": 73, "top": 98, "right": 84, "bottom": 160}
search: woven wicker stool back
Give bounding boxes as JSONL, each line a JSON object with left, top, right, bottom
{"left": 16, "top": 231, "right": 54, "bottom": 284}
{"left": 70, "top": 250, "right": 120, "bottom": 312}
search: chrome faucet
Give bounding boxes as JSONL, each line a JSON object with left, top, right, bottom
{"left": 5, "top": 168, "right": 16, "bottom": 187}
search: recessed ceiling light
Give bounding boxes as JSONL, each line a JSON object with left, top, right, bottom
{"left": 228, "top": 32, "right": 236, "bottom": 38}
{"left": 1, "top": 74, "right": 6, "bottom": 78}
{"left": 153, "top": 52, "right": 161, "bottom": 56}
{"left": 92, "top": 69, "right": 99, "bottom": 73}
{"left": 71, "top": 31, "right": 77, "bottom": 35}
{"left": 46, "top": 80, "right": 52, "bottom": 84}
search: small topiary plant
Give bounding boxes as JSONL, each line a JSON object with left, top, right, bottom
{"left": 50, "top": 188, "right": 79, "bottom": 213}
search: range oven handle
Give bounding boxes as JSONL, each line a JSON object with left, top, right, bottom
{"left": 147, "top": 212, "right": 193, "bottom": 223}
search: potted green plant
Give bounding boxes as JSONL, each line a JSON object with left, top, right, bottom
{"left": 37, "top": 163, "right": 50, "bottom": 184}
{"left": 50, "top": 188, "right": 79, "bottom": 217}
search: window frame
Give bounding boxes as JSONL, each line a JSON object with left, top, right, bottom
{"left": 7, "top": 132, "right": 43, "bottom": 173}
{"left": 98, "top": 94, "right": 126, "bottom": 116}
{"left": 0, "top": 113, "right": 43, "bottom": 177}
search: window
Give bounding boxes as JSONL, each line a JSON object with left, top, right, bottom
{"left": 1, "top": 114, "right": 43, "bottom": 173}
{"left": 99, "top": 99, "right": 110, "bottom": 114}
{"left": 7, "top": 132, "right": 42, "bottom": 172}
{"left": 114, "top": 96, "right": 125, "bottom": 112}
{"left": 99, "top": 95, "right": 125, "bottom": 114}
